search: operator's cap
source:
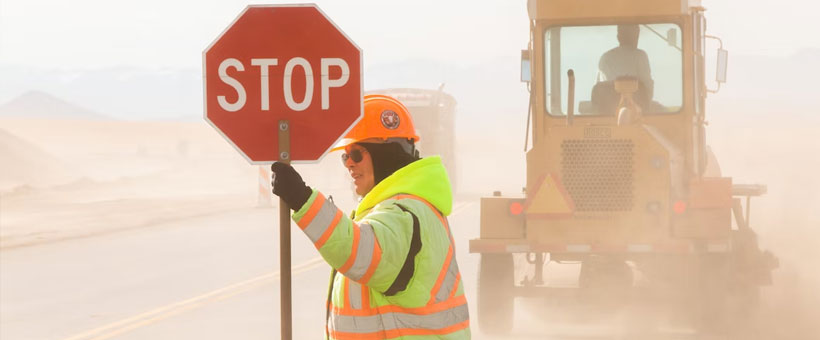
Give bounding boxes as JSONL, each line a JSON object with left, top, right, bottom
{"left": 332, "top": 94, "right": 420, "bottom": 151}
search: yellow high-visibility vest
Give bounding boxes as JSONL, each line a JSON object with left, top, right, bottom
{"left": 292, "top": 156, "right": 470, "bottom": 339}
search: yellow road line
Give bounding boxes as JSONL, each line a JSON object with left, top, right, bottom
{"left": 63, "top": 257, "right": 326, "bottom": 340}
{"left": 65, "top": 200, "right": 476, "bottom": 340}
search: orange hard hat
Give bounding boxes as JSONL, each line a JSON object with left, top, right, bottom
{"left": 332, "top": 94, "right": 420, "bottom": 151}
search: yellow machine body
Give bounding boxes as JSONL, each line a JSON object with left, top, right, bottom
{"left": 471, "top": 0, "right": 746, "bottom": 255}
{"left": 470, "top": 2, "right": 777, "bottom": 334}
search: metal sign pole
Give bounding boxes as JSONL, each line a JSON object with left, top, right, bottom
{"left": 278, "top": 120, "right": 292, "bottom": 340}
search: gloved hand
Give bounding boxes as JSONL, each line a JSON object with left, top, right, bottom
{"left": 271, "top": 162, "right": 312, "bottom": 211}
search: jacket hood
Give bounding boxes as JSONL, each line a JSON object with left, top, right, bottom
{"left": 356, "top": 156, "right": 452, "bottom": 217}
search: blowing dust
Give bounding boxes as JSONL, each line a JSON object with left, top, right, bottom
{"left": 1, "top": 68, "right": 818, "bottom": 340}
{"left": 708, "top": 107, "right": 820, "bottom": 340}
{"left": 452, "top": 68, "right": 820, "bottom": 339}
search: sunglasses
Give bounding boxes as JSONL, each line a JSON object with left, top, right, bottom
{"left": 341, "top": 149, "right": 367, "bottom": 164}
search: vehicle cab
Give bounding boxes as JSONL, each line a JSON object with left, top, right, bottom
{"left": 519, "top": 0, "right": 730, "bottom": 244}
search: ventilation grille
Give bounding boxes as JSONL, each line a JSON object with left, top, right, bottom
{"left": 561, "top": 139, "right": 634, "bottom": 212}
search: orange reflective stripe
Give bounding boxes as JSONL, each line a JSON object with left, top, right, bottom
{"left": 390, "top": 194, "right": 459, "bottom": 304}
{"left": 433, "top": 254, "right": 460, "bottom": 303}
{"left": 315, "top": 210, "right": 343, "bottom": 249}
{"left": 331, "top": 294, "right": 467, "bottom": 317}
{"left": 428, "top": 245, "right": 453, "bottom": 305}
{"left": 449, "top": 273, "right": 461, "bottom": 299}
{"left": 344, "top": 278, "right": 369, "bottom": 312}
{"left": 330, "top": 329, "right": 383, "bottom": 340}
{"left": 296, "top": 193, "right": 326, "bottom": 230}
{"left": 360, "top": 283, "right": 370, "bottom": 311}
{"left": 329, "top": 320, "right": 469, "bottom": 340}
{"left": 327, "top": 194, "right": 468, "bottom": 339}
{"left": 338, "top": 223, "right": 361, "bottom": 274}
{"left": 392, "top": 194, "right": 451, "bottom": 238}
{"left": 391, "top": 194, "right": 444, "bottom": 219}
{"left": 343, "top": 278, "right": 351, "bottom": 312}
{"left": 359, "top": 238, "right": 381, "bottom": 285}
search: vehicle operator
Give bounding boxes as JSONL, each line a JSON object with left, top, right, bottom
{"left": 598, "top": 24, "right": 654, "bottom": 100}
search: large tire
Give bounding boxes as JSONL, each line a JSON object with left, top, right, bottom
{"left": 697, "top": 239, "right": 763, "bottom": 338}
{"left": 578, "top": 257, "right": 633, "bottom": 313}
{"left": 696, "top": 253, "right": 732, "bottom": 334}
{"left": 478, "top": 253, "right": 514, "bottom": 334}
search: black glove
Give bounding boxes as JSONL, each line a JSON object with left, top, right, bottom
{"left": 271, "top": 162, "right": 312, "bottom": 211}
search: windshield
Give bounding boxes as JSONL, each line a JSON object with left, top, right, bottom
{"left": 543, "top": 23, "right": 683, "bottom": 116}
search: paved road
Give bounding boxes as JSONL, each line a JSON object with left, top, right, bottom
{"left": 1, "top": 200, "right": 480, "bottom": 340}
{"left": 1, "top": 197, "right": 694, "bottom": 340}
{"left": 1, "top": 207, "right": 312, "bottom": 339}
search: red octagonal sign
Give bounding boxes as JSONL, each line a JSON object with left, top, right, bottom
{"left": 204, "top": 4, "right": 362, "bottom": 163}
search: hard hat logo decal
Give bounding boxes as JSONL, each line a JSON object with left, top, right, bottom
{"left": 380, "top": 110, "right": 400, "bottom": 130}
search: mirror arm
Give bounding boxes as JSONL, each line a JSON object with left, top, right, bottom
{"left": 705, "top": 35, "right": 724, "bottom": 49}
{"left": 707, "top": 81, "right": 721, "bottom": 94}
{"left": 642, "top": 24, "right": 681, "bottom": 51}
{"left": 524, "top": 82, "right": 532, "bottom": 151}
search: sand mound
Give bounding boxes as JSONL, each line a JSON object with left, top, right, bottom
{"left": 0, "top": 90, "right": 109, "bottom": 120}
{"left": 0, "top": 128, "right": 76, "bottom": 191}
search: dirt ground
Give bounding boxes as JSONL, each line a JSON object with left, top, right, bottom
{"left": 0, "top": 118, "right": 254, "bottom": 248}
{"left": 0, "top": 118, "right": 362, "bottom": 249}
{"left": 706, "top": 105, "right": 820, "bottom": 339}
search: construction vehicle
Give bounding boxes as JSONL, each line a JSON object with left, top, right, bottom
{"left": 469, "top": 0, "right": 778, "bottom": 335}
{"left": 367, "top": 87, "right": 458, "bottom": 189}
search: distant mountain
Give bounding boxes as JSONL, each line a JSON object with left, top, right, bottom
{"left": 0, "top": 90, "right": 111, "bottom": 120}
{"left": 0, "top": 128, "right": 77, "bottom": 191}
{"left": 0, "top": 65, "right": 202, "bottom": 121}
{"left": 0, "top": 49, "right": 815, "bottom": 123}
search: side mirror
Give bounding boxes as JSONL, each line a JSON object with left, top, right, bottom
{"left": 716, "top": 48, "right": 728, "bottom": 83}
{"left": 520, "top": 49, "right": 531, "bottom": 83}
{"left": 666, "top": 28, "right": 677, "bottom": 47}
{"left": 705, "top": 35, "right": 727, "bottom": 93}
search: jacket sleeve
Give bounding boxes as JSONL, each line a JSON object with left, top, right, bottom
{"left": 292, "top": 189, "right": 413, "bottom": 293}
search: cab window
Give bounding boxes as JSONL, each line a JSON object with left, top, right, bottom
{"left": 543, "top": 23, "right": 683, "bottom": 116}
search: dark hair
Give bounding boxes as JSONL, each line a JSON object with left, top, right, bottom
{"left": 617, "top": 24, "right": 640, "bottom": 48}
{"left": 359, "top": 142, "right": 420, "bottom": 185}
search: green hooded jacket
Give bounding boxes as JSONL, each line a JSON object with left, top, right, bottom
{"left": 292, "top": 156, "right": 470, "bottom": 339}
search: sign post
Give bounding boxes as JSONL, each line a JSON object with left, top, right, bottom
{"left": 278, "top": 120, "right": 291, "bottom": 339}
{"left": 203, "top": 5, "right": 362, "bottom": 339}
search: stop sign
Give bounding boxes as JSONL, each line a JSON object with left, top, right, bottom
{"left": 203, "top": 4, "right": 362, "bottom": 163}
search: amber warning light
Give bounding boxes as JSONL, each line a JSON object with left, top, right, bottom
{"left": 509, "top": 202, "right": 524, "bottom": 216}
{"left": 673, "top": 200, "right": 687, "bottom": 214}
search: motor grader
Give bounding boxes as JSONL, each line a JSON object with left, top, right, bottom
{"left": 469, "top": 0, "right": 778, "bottom": 334}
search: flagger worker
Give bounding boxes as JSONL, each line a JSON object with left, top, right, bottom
{"left": 270, "top": 94, "right": 471, "bottom": 339}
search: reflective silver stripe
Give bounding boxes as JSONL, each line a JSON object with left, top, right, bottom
{"left": 348, "top": 280, "right": 362, "bottom": 310}
{"left": 434, "top": 255, "right": 460, "bottom": 303}
{"left": 567, "top": 244, "right": 591, "bottom": 252}
{"left": 330, "top": 303, "right": 469, "bottom": 333}
{"left": 628, "top": 244, "right": 652, "bottom": 253}
{"left": 345, "top": 223, "right": 376, "bottom": 281}
{"left": 303, "top": 199, "right": 338, "bottom": 244}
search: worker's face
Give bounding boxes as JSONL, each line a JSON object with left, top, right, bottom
{"left": 343, "top": 144, "right": 375, "bottom": 196}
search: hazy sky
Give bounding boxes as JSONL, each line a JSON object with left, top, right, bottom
{"left": 0, "top": 0, "right": 526, "bottom": 70}
{"left": 1, "top": 0, "right": 818, "bottom": 71}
